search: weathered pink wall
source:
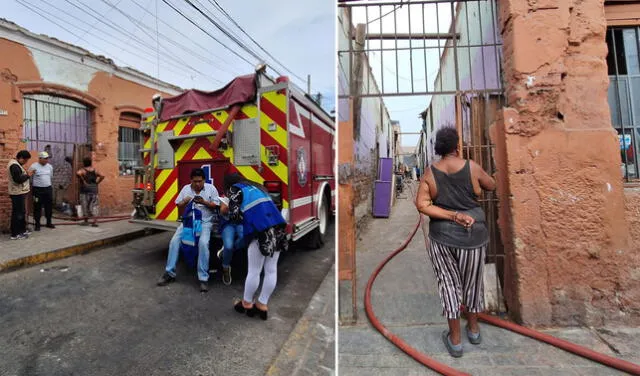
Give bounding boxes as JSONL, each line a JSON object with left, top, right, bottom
{"left": 0, "top": 38, "right": 176, "bottom": 232}
{"left": 494, "top": 0, "right": 640, "bottom": 327}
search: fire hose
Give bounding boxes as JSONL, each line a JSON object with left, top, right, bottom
{"left": 30, "top": 214, "right": 132, "bottom": 226}
{"left": 364, "top": 186, "right": 640, "bottom": 376}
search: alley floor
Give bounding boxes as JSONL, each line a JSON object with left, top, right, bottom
{"left": 338, "top": 187, "right": 640, "bottom": 375}
{"left": 0, "top": 223, "right": 334, "bottom": 376}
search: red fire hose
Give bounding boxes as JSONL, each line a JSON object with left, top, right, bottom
{"left": 364, "top": 191, "right": 640, "bottom": 375}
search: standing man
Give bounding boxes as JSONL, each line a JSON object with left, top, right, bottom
{"left": 29, "top": 151, "right": 55, "bottom": 231}
{"left": 76, "top": 157, "right": 104, "bottom": 227}
{"left": 7, "top": 150, "right": 34, "bottom": 240}
{"left": 157, "top": 168, "right": 220, "bottom": 292}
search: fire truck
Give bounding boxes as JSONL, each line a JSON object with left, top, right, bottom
{"left": 131, "top": 66, "right": 335, "bottom": 249}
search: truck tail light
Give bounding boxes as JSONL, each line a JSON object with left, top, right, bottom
{"left": 264, "top": 181, "right": 282, "bottom": 210}
{"left": 146, "top": 183, "right": 153, "bottom": 191}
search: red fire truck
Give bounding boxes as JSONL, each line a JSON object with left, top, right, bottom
{"left": 131, "top": 67, "right": 335, "bottom": 248}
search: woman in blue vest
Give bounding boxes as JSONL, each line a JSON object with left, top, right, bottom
{"left": 224, "top": 173, "right": 287, "bottom": 320}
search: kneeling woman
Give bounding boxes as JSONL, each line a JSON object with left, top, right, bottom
{"left": 224, "top": 173, "right": 287, "bottom": 320}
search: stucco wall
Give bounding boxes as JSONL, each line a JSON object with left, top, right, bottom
{"left": 0, "top": 34, "right": 179, "bottom": 232}
{"left": 495, "top": 0, "right": 639, "bottom": 327}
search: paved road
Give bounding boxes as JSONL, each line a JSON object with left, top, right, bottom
{"left": 0, "top": 222, "right": 334, "bottom": 376}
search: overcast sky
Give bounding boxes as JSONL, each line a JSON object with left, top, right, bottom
{"left": 3, "top": 0, "right": 335, "bottom": 113}
{"left": 350, "top": 2, "right": 453, "bottom": 148}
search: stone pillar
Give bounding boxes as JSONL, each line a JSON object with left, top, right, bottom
{"left": 494, "top": 0, "right": 633, "bottom": 326}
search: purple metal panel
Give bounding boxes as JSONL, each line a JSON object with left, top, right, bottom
{"left": 378, "top": 157, "right": 393, "bottom": 181}
{"left": 372, "top": 180, "right": 392, "bottom": 217}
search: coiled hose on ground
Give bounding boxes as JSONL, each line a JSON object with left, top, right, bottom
{"left": 363, "top": 183, "right": 640, "bottom": 376}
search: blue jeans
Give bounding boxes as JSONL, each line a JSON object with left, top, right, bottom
{"left": 165, "top": 222, "right": 212, "bottom": 282}
{"left": 221, "top": 223, "right": 244, "bottom": 268}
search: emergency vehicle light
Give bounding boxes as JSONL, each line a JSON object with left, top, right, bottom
{"left": 146, "top": 183, "right": 152, "bottom": 191}
{"left": 264, "top": 181, "right": 281, "bottom": 192}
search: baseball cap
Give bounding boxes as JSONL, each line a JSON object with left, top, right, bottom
{"left": 39, "top": 151, "right": 49, "bottom": 159}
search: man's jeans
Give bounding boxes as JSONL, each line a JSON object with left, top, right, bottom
{"left": 221, "top": 223, "right": 244, "bottom": 268}
{"left": 165, "top": 222, "right": 212, "bottom": 282}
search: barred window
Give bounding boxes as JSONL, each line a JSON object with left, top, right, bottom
{"left": 607, "top": 27, "right": 640, "bottom": 181}
{"left": 118, "top": 112, "right": 141, "bottom": 176}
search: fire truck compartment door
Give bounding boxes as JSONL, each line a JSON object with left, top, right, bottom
{"left": 232, "top": 118, "right": 260, "bottom": 166}
{"left": 156, "top": 131, "right": 175, "bottom": 169}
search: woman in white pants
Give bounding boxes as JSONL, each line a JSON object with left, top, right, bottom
{"left": 223, "top": 174, "right": 287, "bottom": 320}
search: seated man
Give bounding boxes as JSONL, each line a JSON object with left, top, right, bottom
{"left": 157, "top": 168, "right": 220, "bottom": 292}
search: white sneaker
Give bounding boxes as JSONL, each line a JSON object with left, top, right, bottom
{"left": 10, "top": 234, "right": 27, "bottom": 240}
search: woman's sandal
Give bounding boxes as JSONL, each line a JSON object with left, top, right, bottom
{"left": 442, "top": 330, "right": 463, "bottom": 358}
{"left": 466, "top": 325, "right": 482, "bottom": 345}
{"left": 233, "top": 299, "right": 255, "bottom": 317}
{"left": 253, "top": 306, "right": 268, "bottom": 321}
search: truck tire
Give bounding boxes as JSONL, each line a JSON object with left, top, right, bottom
{"left": 307, "top": 191, "right": 329, "bottom": 249}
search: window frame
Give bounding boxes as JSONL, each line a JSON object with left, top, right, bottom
{"left": 117, "top": 112, "right": 142, "bottom": 177}
{"left": 607, "top": 26, "right": 640, "bottom": 182}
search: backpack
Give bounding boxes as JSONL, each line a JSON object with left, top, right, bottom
{"left": 180, "top": 200, "right": 202, "bottom": 269}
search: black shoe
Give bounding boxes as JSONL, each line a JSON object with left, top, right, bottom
{"left": 199, "top": 281, "right": 209, "bottom": 292}
{"left": 91, "top": 223, "right": 98, "bottom": 227}
{"left": 46, "top": 224, "right": 56, "bottom": 229}
{"left": 222, "top": 266, "right": 232, "bottom": 285}
{"left": 157, "top": 272, "right": 175, "bottom": 286}
{"left": 254, "top": 306, "right": 268, "bottom": 321}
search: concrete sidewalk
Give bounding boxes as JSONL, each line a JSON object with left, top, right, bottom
{"left": 339, "top": 193, "right": 640, "bottom": 375}
{"left": 0, "top": 219, "right": 150, "bottom": 272}
{"left": 267, "top": 265, "right": 336, "bottom": 376}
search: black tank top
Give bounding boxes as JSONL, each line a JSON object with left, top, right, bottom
{"left": 428, "top": 161, "right": 489, "bottom": 249}
{"left": 81, "top": 169, "right": 98, "bottom": 194}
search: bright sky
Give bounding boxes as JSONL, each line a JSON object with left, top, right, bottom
{"left": 3, "top": 0, "right": 335, "bottom": 113}
{"left": 350, "top": 2, "right": 453, "bottom": 149}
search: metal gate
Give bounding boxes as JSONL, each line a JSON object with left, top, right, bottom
{"left": 22, "top": 94, "right": 92, "bottom": 209}
{"left": 338, "top": 0, "right": 507, "bottom": 311}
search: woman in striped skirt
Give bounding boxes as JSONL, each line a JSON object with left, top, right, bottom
{"left": 415, "top": 127, "right": 496, "bottom": 358}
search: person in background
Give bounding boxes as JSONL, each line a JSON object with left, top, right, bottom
{"left": 7, "top": 150, "right": 34, "bottom": 240}
{"left": 415, "top": 127, "right": 496, "bottom": 358}
{"left": 157, "top": 168, "right": 220, "bottom": 293}
{"left": 225, "top": 173, "right": 287, "bottom": 320}
{"left": 76, "top": 157, "right": 104, "bottom": 227}
{"left": 217, "top": 195, "right": 244, "bottom": 286}
{"left": 29, "top": 151, "right": 55, "bottom": 231}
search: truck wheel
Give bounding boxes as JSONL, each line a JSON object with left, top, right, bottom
{"left": 307, "top": 192, "right": 329, "bottom": 249}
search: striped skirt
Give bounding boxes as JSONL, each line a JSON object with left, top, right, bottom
{"left": 427, "top": 238, "right": 487, "bottom": 319}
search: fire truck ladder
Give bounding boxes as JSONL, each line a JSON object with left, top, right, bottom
{"left": 132, "top": 111, "right": 157, "bottom": 219}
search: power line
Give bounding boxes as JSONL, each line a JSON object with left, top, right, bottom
{"left": 160, "top": 0, "right": 256, "bottom": 67}
{"left": 98, "top": 0, "right": 223, "bottom": 84}
{"left": 206, "top": 0, "right": 307, "bottom": 83}
{"left": 72, "top": 0, "right": 124, "bottom": 44}
{"left": 128, "top": 0, "right": 240, "bottom": 75}
{"left": 58, "top": 0, "right": 216, "bottom": 82}
{"left": 23, "top": 0, "right": 217, "bottom": 85}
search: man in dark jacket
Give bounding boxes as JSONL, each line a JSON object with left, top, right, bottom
{"left": 7, "top": 150, "right": 34, "bottom": 240}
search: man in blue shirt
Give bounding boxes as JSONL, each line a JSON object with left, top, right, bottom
{"left": 157, "top": 168, "right": 220, "bottom": 292}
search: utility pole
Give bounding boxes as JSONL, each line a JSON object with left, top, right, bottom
{"left": 307, "top": 74, "right": 311, "bottom": 95}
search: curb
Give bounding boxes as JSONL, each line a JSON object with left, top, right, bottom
{"left": 0, "top": 228, "right": 152, "bottom": 273}
{"left": 266, "top": 265, "right": 335, "bottom": 376}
